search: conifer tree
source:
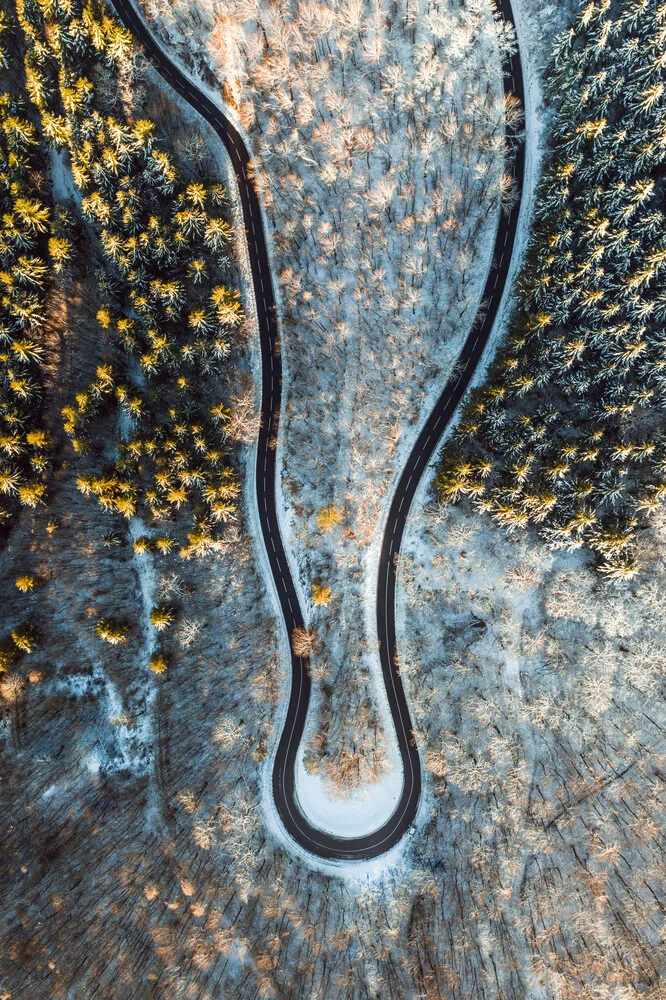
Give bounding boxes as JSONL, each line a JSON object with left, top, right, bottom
{"left": 12, "top": 0, "right": 245, "bottom": 548}
{"left": 438, "top": 0, "right": 666, "bottom": 578}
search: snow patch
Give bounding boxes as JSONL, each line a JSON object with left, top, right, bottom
{"left": 295, "top": 755, "right": 402, "bottom": 839}
{"left": 103, "top": 674, "right": 156, "bottom": 776}
{"left": 53, "top": 668, "right": 102, "bottom": 699}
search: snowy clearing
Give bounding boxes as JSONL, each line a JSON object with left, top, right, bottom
{"left": 295, "top": 755, "right": 402, "bottom": 838}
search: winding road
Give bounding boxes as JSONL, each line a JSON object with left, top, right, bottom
{"left": 112, "top": 0, "right": 526, "bottom": 861}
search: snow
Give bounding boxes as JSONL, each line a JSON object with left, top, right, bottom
{"left": 83, "top": 749, "right": 103, "bottom": 775}
{"left": 259, "top": 763, "right": 413, "bottom": 879}
{"left": 127, "top": 15, "right": 405, "bottom": 862}
{"left": 265, "top": 0, "right": 506, "bottom": 803}
{"left": 129, "top": 0, "right": 508, "bottom": 845}
{"left": 52, "top": 669, "right": 101, "bottom": 699}
{"left": 396, "top": 0, "right": 553, "bottom": 615}
{"left": 12, "top": 4, "right": 665, "bottom": 993}
{"left": 295, "top": 753, "right": 402, "bottom": 838}
{"left": 49, "top": 663, "right": 156, "bottom": 776}
{"left": 102, "top": 673, "right": 155, "bottom": 775}
{"left": 48, "top": 147, "right": 81, "bottom": 204}
{"left": 128, "top": 516, "right": 158, "bottom": 657}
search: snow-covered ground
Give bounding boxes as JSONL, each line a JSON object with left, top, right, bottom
{"left": 265, "top": 1, "right": 506, "bottom": 796}
{"left": 295, "top": 748, "right": 402, "bottom": 837}
{"left": 123, "top": 0, "right": 578, "bottom": 857}
{"left": 136, "top": 0, "right": 512, "bottom": 799}
{"left": 7, "top": 4, "right": 666, "bottom": 999}
{"left": 40, "top": 0, "right": 576, "bottom": 852}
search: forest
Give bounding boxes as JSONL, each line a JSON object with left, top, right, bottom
{"left": 2, "top": 0, "right": 244, "bottom": 547}
{"left": 0, "top": 0, "right": 249, "bottom": 681}
{"left": 437, "top": 0, "right": 666, "bottom": 579}
{"left": 4, "top": 1, "right": 666, "bottom": 1000}
{"left": 146, "top": 0, "right": 514, "bottom": 797}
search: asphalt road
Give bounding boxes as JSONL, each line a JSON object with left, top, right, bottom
{"left": 112, "top": 0, "right": 525, "bottom": 862}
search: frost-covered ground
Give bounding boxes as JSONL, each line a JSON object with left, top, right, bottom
{"left": 7, "top": 502, "right": 666, "bottom": 1000}
{"left": 295, "top": 753, "right": 401, "bottom": 837}
{"left": 393, "top": 1, "right": 666, "bottom": 995}
{"left": 393, "top": 498, "right": 666, "bottom": 996}
{"left": 0, "top": 57, "right": 265, "bottom": 783}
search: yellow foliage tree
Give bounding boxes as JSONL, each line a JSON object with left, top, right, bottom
{"left": 312, "top": 582, "right": 332, "bottom": 606}
{"left": 315, "top": 505, "right": 344, "bottom": 532}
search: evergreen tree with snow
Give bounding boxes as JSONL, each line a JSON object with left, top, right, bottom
{"left": 438, "top": 0, "right": 666, "bottom": 578}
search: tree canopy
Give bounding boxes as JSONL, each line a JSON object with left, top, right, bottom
{"left": 438, "top": 0, "right": 666, "bottom": 578}
{"left": 14, "top": 0, "right": 245, "bottom": 543}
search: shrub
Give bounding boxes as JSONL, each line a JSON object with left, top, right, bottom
{"left": 15, "top": 575, "right": 36, "bottom": 593}
{"left": 0, "top": 648, "right": 14, "bottom": 673}
{"left": 11, "top": 622, "right": 37, "bottom": 653}
{"left": 291, "top": 626, "right": 318, "bottom": 658}
{"left": 315, "top": 505, "right": 344, "bottom": 532}
{"left": 179, "top": 522, "right": 225, "bottom": 559}
{"left": 176, "top": 618, "right": 203, "bottom": 648}
{"left": 149, "top": 652, "right": 168, "bottom": 673}
{"left": 18, "top": 482, "right": 46, "bottom": 507}
{"left": 312, "top": 582, "right": 332, "bottom": 606}
{"left": 95, "top": 618, "right": 127, "bottom": 645}
{"left": 150, "top": 606, "right": 174, "bottom": 631}
{"left": 133, "top": 535, "right": 153, "bottom": 555}
{"left": 0, "top": 673, "right": 25, "bottom": 703}
{"left": 154, "top": 536, "right": 174, "bottom": 555}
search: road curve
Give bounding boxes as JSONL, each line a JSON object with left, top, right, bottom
{"left": 112, "top": 0, "right": 526, "bottom": 861}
